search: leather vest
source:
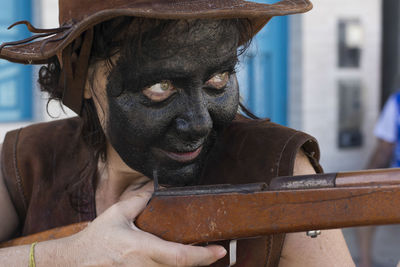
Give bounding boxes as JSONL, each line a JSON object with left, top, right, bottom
{"left": 1, "top": 117, "right": 322, "bottom": 266}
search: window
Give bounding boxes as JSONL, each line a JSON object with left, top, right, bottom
{"left": 338, "top": 79, "right": 363, "bottom": 148}
{"left": 0, "top": 0, "right": 33, "bottom": 122}
{"left": 338, "top": 19, "right": 363, "bottom": 68}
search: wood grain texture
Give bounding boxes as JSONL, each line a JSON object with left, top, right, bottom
{"left": 136, "top": 185, "right": 400, "bottom": 244}
{"left": 2, "top": 169, "right": 400, "bottom": 247}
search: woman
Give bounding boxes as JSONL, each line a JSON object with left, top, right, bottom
{"left": 0, "top": 0, "right": 354, "bottom": 266}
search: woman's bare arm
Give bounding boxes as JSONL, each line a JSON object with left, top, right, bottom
{"left": 0, "top": 145, "right": 19, "bottom": 242}
{"left": 279, "top": 150, "right": 355, "bottom": 267}
{"left": 0, "top": 181, "right": 226, "bottom": 266}
{"left": 367, "top": 139, "right": 395, "bottom": 169}
{"left": 0, "top": 144, "right": 32, "bottom": 265}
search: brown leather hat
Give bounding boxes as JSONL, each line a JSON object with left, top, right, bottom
{"left": 0, "top": 0, "right": 312, "bottom": 65}
{"left": 0, "top": 0, "right": 312, "bottom": 114}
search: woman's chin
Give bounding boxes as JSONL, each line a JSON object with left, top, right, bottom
{"left": 155, "top": 162, "right": 201, "bottom": 187}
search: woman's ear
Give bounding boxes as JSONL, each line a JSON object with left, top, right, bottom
{"left": 84, "top": 66, "right": 94, "bottom": 99}
{"left": 84, "top": 79, "right": 93, "bottom": 99}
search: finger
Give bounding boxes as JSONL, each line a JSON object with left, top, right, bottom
{"left": 116, "top": 181, "right": 154, "bottom": 220}
{"left": 149, "top": 239, "right": 227, "bottom": 266}
{"left": 120, "top": 180, "right": 154, "bottom": 201}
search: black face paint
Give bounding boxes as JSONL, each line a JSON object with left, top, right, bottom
{"left": 105, "top": 20, "right": 240, "bottom": 186}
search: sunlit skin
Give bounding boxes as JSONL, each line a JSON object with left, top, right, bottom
{"left": 103, "top": 20, "right": 240, "bottom": 186}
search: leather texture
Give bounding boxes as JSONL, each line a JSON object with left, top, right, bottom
{"left": 0, "top": 0, "right": 312, "bottom": 64}
{"left": 1, "top": 116, "right": 322, "bottom": 266}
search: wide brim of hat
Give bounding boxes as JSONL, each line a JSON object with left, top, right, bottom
{"left": 0, "top": 0, "right": 312, "bottom": 64}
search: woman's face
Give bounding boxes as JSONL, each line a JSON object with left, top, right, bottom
{"left": 93, "top": 20, "right": 240, "bottom": 186}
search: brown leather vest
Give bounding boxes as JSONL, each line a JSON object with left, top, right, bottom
{"left": 1, "top": 117, "right": 322, "bottom": 266}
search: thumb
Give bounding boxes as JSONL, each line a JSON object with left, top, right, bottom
{"left": 117, "top": 181, "right": 154, "bottom": 220}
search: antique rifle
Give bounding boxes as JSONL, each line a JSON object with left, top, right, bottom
{"left": 1, "top": 168, "right": 400, "bottom": 248}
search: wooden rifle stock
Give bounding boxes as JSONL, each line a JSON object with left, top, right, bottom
{"left": 2, "top": 168, "right": 400, "bottom": 248}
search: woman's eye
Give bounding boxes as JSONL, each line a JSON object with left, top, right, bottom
{"left": 142, "top": 80, "right": 176, "bottom": 102}
{"left": 205, "top": 72, "right": 230, "bottom": 89}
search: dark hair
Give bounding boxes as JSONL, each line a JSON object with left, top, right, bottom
{"left": 38, "top": 17, "right": 254, "bottom": 208}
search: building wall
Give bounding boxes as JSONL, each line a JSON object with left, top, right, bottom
{"left": 290, "top": 0, "right": 382, "bottom": 172}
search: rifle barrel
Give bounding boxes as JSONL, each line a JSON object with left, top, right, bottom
{"left": 336, "top": 168, "right": 400, "bottom": 187}
{"left": 136, "top": 183, "right": 400, "bottom": 244}
{"left": 2, "top": 168, "right": 400, "bottom": 247}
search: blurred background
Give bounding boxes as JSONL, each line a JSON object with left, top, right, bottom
{"left": 0, "top": 0, "right": 399, "bottom": 266}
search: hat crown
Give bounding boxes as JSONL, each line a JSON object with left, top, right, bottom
{"left": 59, "top": 0, "right": 154, "bottom": 24}
{"left": 59, "top": 0, "right": 256, "bottom": 25}
{"left": 58, "top": 0, "right": 312, "bottom": 25}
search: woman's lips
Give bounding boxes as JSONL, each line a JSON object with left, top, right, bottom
{"left": 159, "top": 146, "right": 203, "bottom": 163}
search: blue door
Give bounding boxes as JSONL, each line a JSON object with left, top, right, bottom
{"left": 0, "top": 0, "right": 32, "bottom": 122}
{"left": 237, "top": 0, "right": 288, "bottom": 125}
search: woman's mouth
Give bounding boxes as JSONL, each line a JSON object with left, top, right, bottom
{"left": 158, "top": 146, "right": 203, "bottom": 163}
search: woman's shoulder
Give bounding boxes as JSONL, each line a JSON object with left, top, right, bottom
{"left": 6, "top": 117, "right": 82, "bottom": 139}
{"left": 1, "top": 118, "right": 95, "bottom": 237}
{"left": 202, "top": 116, "right": 323, "bottom": 186}
{"left": 2, "top": 117, "right": 87, "bottom": 182}
{"left": 230, "top": 116, "right": 321, "bottom": 173}
{"left": 2, "top": 117, "right": 83, "bottom": 156}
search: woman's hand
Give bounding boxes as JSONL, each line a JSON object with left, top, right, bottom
{"left": 66, "top": 182, "right": 226, "bottom": 266}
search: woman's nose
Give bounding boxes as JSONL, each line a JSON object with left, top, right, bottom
{"left": 175, "top": 100, "right": 212, "bottom": 140}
